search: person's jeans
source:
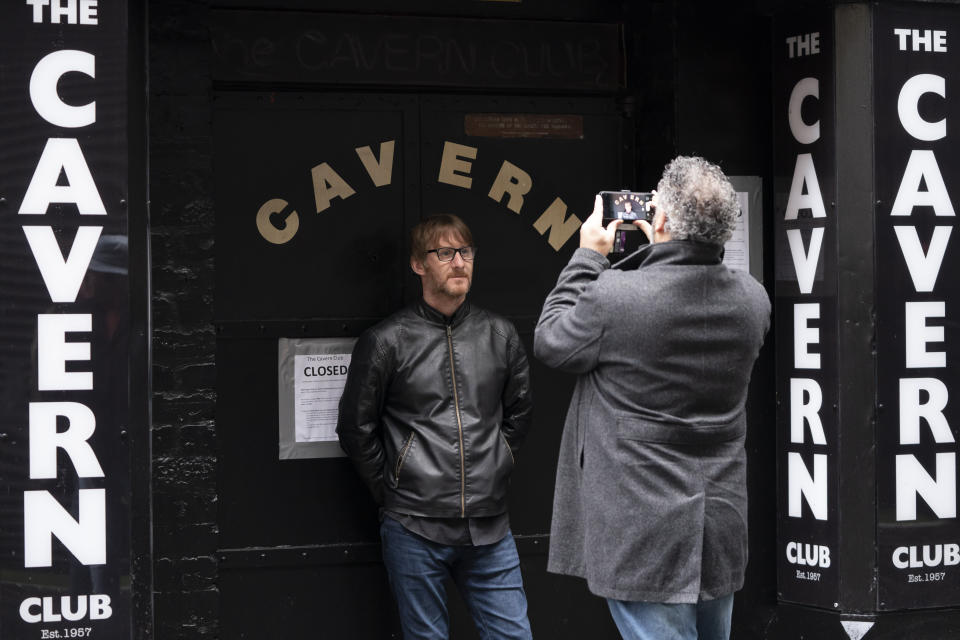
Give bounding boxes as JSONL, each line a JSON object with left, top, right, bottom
{"left": 606, "top": 594, "right": 734, "bottom": 640}
{"left": 379, "top": 516, "right": 533, "bottom": 640}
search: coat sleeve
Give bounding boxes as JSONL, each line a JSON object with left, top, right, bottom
{"left": 534, "top": 248, "right": 608, "bottom": 374}
{"left": 336, "top": 330, "right": 389, "bottom": 504}
{"left": 500, "top": 324, "right": 533, "bottom": 455}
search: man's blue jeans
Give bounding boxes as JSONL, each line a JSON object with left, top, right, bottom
{"left": 379, "top": 517, "right": 533, "bottom": 640}
{"left": 606, "top": 594, "right": 734, "bottom": 640}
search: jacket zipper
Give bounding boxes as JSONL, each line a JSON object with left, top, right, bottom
{"left": 395, "top": 432, "right": 416, "bottom": 487}
{"left": 447, "top": 324, "right": 466, "bottom": 517}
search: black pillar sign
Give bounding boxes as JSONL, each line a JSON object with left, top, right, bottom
{"left": 0, "top": 1, "right": 132, "bottom": 638}
{"left": 774, "top": 12, "right": 841, "bottom": 608}
{"left": 875, "top": 3, "right": 960, "bottom": 611}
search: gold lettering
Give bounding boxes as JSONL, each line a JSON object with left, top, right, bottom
{"left": 533, "top": 198, "right": 582, "bottom": 251}
{"left": 256, "top": 198, "right": 299, "bottom": 245}
{"left": 487, "top": 160, "right": 532, "bottom": 214}
{"left": 438, "top": 141, "right": 477, "bottom": 189}
{"left": 311, "top": 162, "right": 356, "bottom": 212}
{"left": 356, "top": 140, "right": 396, "bottom": 187}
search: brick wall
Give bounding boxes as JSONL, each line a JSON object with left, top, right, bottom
{"left": 149, "top": 1, "right": 219, "bottom": 637}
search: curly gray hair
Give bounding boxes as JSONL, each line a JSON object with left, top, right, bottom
{"left": 656, "top": 156, "right": 738, "bottom": 245}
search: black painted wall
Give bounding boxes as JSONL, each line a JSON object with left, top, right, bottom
{"left": 150, "top": 2, "right": 219, "bottom": 637}
{"left": 147, "top": 1, "right": 777, "bottom": 638}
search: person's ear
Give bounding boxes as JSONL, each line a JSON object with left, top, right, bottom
{"left": 654, "top": 211, "right": 668, "bottom": 234}
{"left": 410, "top": 255, "right": 426, "bottom": 275}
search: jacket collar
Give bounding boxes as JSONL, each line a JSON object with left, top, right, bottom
{"left": 415, "top": 298, "right": 472, "bottom": 326}
{"left": 613, "top": 240, "right": 724, "bottom": 270}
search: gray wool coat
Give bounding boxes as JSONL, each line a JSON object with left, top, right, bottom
{"left": 534, "top": 242, "right": 770, "bottom": 604}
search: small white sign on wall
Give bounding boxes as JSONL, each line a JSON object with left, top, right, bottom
{"left": 727, "top": 175, "right": 764, "bottom": 283}
{"left": 278, "top": 337, "right": 357, "bottom": 459}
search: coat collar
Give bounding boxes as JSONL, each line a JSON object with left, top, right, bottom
{"left": 613, "top": 240, "right": 724, "bottom": 270}
{"left": 415, "top": 298, "right": 472, "bottom": 326}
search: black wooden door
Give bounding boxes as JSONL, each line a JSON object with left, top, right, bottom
{"left": 213, "top": 91, "right": 630, "bottom": 638}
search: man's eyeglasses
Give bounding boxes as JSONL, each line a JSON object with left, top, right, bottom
{"left": 427, "top": 246, "right": 477, "bottom": 262}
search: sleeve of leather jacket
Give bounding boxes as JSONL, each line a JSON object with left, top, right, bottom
{"left": 534, "top": 247, "right": 608, "bottom": 374}
{"left": 336, "top": 330, "right": 389, "bottom": 504}
{"left": 500, "top": 326, "right": 533, "bottom": 455}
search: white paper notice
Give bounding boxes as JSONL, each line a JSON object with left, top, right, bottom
{"left": 294, "top": 353, "right": 352, "bottom": 443}
{"left": 723, "top": 191, "right": 751, "bottom": 272}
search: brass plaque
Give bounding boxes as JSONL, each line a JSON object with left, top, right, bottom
{"left": 465, "top": 114, "right": 584, "bottom": 139}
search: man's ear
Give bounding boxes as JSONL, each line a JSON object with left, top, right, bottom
{"left": 410, "top": 256, "right": 426, "bottom": 276}
{"left": 654, "top": 211, "right": 668, "bottom": 234}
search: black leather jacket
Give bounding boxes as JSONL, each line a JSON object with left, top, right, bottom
{"left": 337, "top": 300, "right": 533, "bottom": 517}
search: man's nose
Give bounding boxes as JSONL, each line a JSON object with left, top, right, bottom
{"left": 451, "top": 251, "right": 465, "bottom": 266}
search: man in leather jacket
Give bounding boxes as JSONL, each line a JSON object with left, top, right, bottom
{"left": 337, "top": 214, "right": 534, "bottom": 640}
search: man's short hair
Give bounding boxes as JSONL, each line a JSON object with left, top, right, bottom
{"left": 410, "top": 214, "right": 474, "bottom": 261}
{"left": 656, "top": 156, "right": 738, "bottom": 245}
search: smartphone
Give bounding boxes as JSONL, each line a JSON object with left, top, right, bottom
{"left": 599, "top": 190, "right": 655, "bottom": 229}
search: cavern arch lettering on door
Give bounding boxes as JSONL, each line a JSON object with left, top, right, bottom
{"left": 255, "top": 140, "right": 582, "bottom": 251}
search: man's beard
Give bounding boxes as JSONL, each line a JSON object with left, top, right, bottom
{"left": 434, "top": 271, "right": 470, "bottom": 298}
